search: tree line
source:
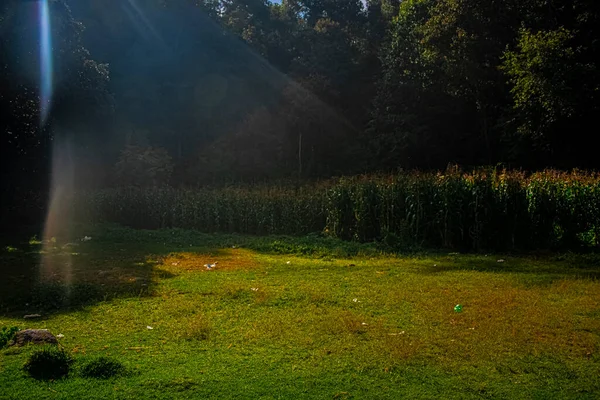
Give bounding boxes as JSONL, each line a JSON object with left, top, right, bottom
{"left": 2, "top": 0, "right": 600, "bottom": 195}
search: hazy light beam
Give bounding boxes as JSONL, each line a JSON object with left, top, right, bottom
{"left": 125, "top": 0, "right": 166, "bottom": 47}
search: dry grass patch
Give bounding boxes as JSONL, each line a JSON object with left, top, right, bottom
{"left": 323, "top": 310, "right": 370, "bottom": 335}
{"left": 381, "top": 330, "right": 423, "bottom": 362}
{"left": 160, "top": 248, "right": 259, "bottom": 274}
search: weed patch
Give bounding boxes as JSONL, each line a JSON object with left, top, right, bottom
{"left": 0, "top": 326, "right": 19, "bottom": 349}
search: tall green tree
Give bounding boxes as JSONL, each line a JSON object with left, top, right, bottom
{"left": 502, "top": 1, "right": 600, "bottom": 167}
{"left": 371, "top": 0, "right": 530, "bottom": 169}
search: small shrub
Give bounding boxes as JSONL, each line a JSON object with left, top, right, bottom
{"left": 23, "top": 346, "right": 73, "bottom": 380}
{"left": 80, "top": 356, "right": 126, "bottom": 379}
{"left": 0, "top": 326, "right": 19, "bottom": 349}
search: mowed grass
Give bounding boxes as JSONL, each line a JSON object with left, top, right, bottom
{"left": 1, "top": 226, "right": 600, "bottom": 399}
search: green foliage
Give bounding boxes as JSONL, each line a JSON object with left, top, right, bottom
{"left": 76, "top": 185, "right": 327, "bottom": 234}
{"left": 322, "top": 169, "right": 600, "bottom": 250}
{"left": 371, "top": 0, "right": 600, "bottom": 169}
{"left": 500, "top": 22, "right": 599, "bottom": 167}
{"left": 503, "top": 28, "right": 576, "bottom": 117}
{"left": 79, "top": 357, "right": 126, "bottom": 379}
{"left": 77, "top": 169, "right": 600, "bottom": 251}
{"left": 23, "top": 346, "right": 74, "bottom": 380}
{"left": 502, "top": 27, "right": 581, "bottom": 146}
{"left": 0, "top": 326, "right": 19, "bottom": 349}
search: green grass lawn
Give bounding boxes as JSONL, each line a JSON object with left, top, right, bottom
{"left": 1, "top": 225, "right": 600, "bottom": 399}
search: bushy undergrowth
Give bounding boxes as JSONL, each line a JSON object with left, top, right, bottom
{"left": 23, "top": 346, "right": 73, "bottom": 380}
{"left": 74, "top": 169, "right": 600, "bottom": 251}
{"left": 79, "top": 356, "right": 126, "bottom": 379}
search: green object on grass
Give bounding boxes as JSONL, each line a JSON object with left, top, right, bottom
{"left": 454, "top": 304, "right": 463, "bottom": 313}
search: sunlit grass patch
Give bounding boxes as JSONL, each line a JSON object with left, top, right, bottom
{"left": 161, "top": 248, "right": 259, "bottom": 274}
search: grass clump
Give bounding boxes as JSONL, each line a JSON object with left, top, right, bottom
{"left": 0, "top": 326, "right": 19, "bottom": 349}
{"left": 79, "top": 356, "right": 126, "bottom": 379}
{"left": 23, "top": 346, "right": 73, "bottom": 380}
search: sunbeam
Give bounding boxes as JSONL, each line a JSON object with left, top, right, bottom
{"left": 124, "top": 0, "right": 165, "bottom": 46}
{"left": 41, "top": 137, "right": 74, "bottom": 290}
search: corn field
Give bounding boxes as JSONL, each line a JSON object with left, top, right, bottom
{"left": 74, "top": 169, "right": 600, "bottom": 251}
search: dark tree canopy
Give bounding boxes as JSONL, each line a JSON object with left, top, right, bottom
{"left": 2, "top": 0, "right": 600, "bottom": 199}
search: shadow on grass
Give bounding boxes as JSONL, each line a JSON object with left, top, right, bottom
{"left": 413, "top": 253, "right": 600, "bottom": 279}
{"left": 0, "top": 236, "right": 176, "bottom": 318}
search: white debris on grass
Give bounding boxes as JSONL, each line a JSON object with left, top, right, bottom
{"left": 146, "top": 326, "right": 153, "bottom": 330}
{"left": 81, "top": 236, "right": 92, "bottom": 242}
{"left": 204, "top": 262, "right": 217, "bottom": 269}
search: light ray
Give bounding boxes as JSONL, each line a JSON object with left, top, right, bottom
{"left": 125, "top": 0, "right": 166, "bottom": 46}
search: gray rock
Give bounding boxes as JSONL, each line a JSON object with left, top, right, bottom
{"left": 11, "top": 329, "right": 58, "bottom": 347}
{"left": 23, "top": 314, "right": 42, "bottom": 319}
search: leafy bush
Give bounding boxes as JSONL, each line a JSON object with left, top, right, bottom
{"left": 79, "top": 356, "right": 126, "bottom": 379}
{"left": 23, "top": 346, "right": 73, "bottom": 380}
{"left": 0, "top": 326, "right": 19, "bottom": 349}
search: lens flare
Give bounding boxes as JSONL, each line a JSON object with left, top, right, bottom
{"left": 39, "top": 0, "right": 53, "bottom": 125}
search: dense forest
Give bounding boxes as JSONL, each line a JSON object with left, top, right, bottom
{"left": 2, "top": 0, "right": 600, "bottom": 231}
